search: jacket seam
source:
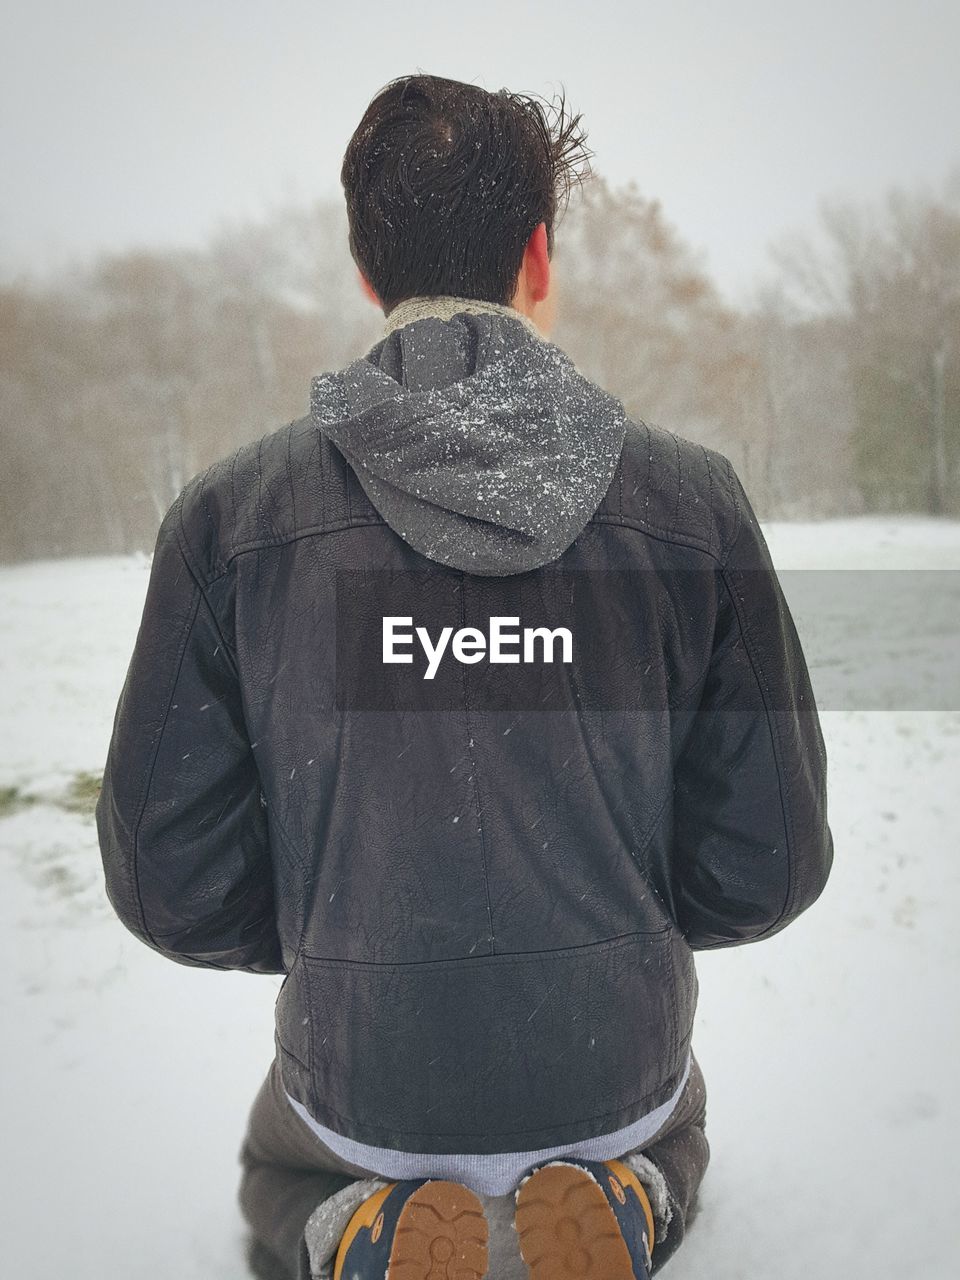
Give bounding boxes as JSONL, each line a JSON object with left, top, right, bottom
{"left": 302, "top": 948, "right": 316, "bottom": 1082}
{"left": 664, "top": 908, "right": 681, "bottom": 1053}
{"left": 128, "top": 522, "right": 203, "bottom": 949}
{"left": 586, "top": 518, "right": 723, "bottom": 706}
{"left": 175, "top": 499, "right": 242, "bottom": 675}
{"left": 256, "top": 437, "right": 264, "bottom": 530}
{"left": 268, "top": 811, "right": 311, "bottom": 977}
{"left": 644, "top": 422, "right": 653, "bottom": 520}
{"left": 200, "top": 517, "right": 388, "bottom": 584}
{"left": 178, "top": 495, "right": 315, "bottom": 896}
{"left": 197, "top": 506, "right": 733, "bottom": 589}
{"left": 459, "top": 575, "right": 496, "bottom": 955}
{"left": 198, "top": 468, "right": 212, "bottom": 548}
{"left": 318, "top": 430, "right": 326, "bottom": 527}
{"left": 623, "top": 788, "right": 676, "bottom": 925}
{"left": 672, "top": 432, "right": 682, "bottom": 527}
{"left": 268, "top": 799, "right": 312, "bottom": 874}
{"left": 702, "top": 445, "right": 714, "bottom": 517}
{"left": 592, "top": 513, "right": 724, "bottom": 562}
{"left": 230, "top": 447, "right": 240, "bottom": 529}
{"left": 277, "top": 1036, "right": 310, "bottom": 1074}
{"left": 721, "top": 455, "right": 743, "bottom": 566}
{"left": 298, "top": 926, "right": 670, "bottom": 968}
{"left": 287, "top": 426, "right": 297, "bottom": 532}
{"left": 344, "top": 446, "right": 353, "bottom": 524}
{"left": 717, "top": 553, "right": 794, "bottom": 934}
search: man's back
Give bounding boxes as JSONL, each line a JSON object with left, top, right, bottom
{"left": 96, "top": 299, "right": 832, "bottom": 1163}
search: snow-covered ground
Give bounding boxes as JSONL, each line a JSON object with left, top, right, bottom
{"left": 2, "top": 516, "right": 958, "bottom": 1279}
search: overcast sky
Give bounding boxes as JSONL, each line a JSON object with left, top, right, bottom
{"left": 2, "top": 0, "right": 957, "bottom": 310}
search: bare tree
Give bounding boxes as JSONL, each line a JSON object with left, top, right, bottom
{"left": 552, "top": 174, "right": 763, "bottom": 495}
{"left": 767, "top": 173, "right": 960, "bottom": 515}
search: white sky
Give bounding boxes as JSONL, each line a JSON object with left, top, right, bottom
{"left": 1, "top": 0, "right": 957, "bottom": 310}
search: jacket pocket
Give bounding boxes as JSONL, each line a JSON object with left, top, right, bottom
{"left": 292, "top": 928, "right": 690, "bottom": 1155}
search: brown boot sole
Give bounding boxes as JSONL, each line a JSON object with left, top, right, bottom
{"left": 514, "top": 1163, "right": 637, "bottom": 1280}
{"left": 387, "top": 1179, "right": 489, "bottom": 1280}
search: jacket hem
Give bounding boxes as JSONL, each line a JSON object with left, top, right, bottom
{"left": 276, "top": 1030, "right": 693, "bottom": 1156}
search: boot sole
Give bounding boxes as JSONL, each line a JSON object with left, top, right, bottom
{"left": 514, "top": 1163, "right": 638, "bottom": 1280}
{"left": 387, "top": 1180, "right": 489, "bottom": 1280}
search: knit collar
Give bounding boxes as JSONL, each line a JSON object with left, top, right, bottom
{"left": 382, "top": 293, "right": 543, "bottom": 340}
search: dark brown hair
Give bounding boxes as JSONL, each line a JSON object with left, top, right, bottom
{"left": 340, "top": 74, "right": 593, "bottom": 313}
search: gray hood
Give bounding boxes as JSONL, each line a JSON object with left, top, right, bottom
{"left": 309, "top": 295, "right": 626, "bottom": 576}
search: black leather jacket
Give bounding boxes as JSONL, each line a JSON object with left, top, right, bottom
{"left": 96, "top": 307, "right": 833, "bottom": 1155}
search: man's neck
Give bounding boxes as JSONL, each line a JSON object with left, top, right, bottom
{"left": 382, "top": 294, "right": 542, "bottom": 339}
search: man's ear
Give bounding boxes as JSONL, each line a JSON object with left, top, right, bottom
{"left": 357, "top": 269, "right": 380, "bottom": 308}
{"left": 524, "top": 222, "right": 551, "bottom": 304}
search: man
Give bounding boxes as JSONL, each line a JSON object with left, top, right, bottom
{"left": 96, "top": 73, "right": 833, "bottom": 1280}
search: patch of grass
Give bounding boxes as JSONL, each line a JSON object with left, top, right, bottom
{"left": 0, "top": 773, "right": 104, "bottom": 818}
{"left": 0, "top": 785, "right": 40, "bottom": 817}
{"left": 62, "top": 771, "right": 103, "bottom": 816}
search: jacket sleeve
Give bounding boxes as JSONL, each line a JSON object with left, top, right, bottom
{"left": 671, "top": 467, "right": 833, "bottom": 950}
{"left": 94, "top": 488, "right": 285, "bottom": 975}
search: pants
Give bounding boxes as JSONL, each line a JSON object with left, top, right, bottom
{"left": 238, "top": 1049, "right": 709, "bottom": 1279}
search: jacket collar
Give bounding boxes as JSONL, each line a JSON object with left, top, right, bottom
{"left": 382, "top": 293, "right": 543, "bottom": 340}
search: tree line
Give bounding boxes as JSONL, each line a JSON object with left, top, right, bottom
{"left": 1, "top": 169, "right": 957, "bottom": 563}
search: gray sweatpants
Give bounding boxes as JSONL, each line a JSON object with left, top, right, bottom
{"left": 238, "top": 1049, "right": 709, "bottom": 1279}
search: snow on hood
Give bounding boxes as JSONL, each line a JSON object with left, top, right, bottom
{"left": 308, "top": 304, "right": 626, "bottom": 576}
